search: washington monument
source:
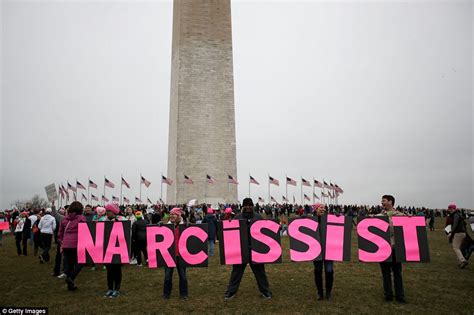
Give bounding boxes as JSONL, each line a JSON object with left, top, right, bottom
{"left": 166, "top": 0, "right": 238, "bottom": 205}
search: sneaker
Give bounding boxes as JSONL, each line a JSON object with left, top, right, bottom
{"left": 110, "top": 290, "right": 120, "bottom": 298}
{"left": 459, "top": 261, "right": 469, "bottom": 269}
{"left": 102, "top": 266, "right": 106, "bottom": 271}
{"left": 129, "top": 259, "right": 137, "bottom": 265}
{"left": 39, "top": 255, "right": 44, "bottom": 264}
{"left": 137, "top": 264, "right": 143, "bottom": 267}
{"left": 180, "top": 295, "right": 188, "bottom": 300}
{"left": 57, "top": 273, "right": 66, "bottom": 279}
{"left": 396, "top": 297, "right": 407, "bottom": 304}
{"left": 224, "top": 292, "right": 235, "bottom": 300}
{"left": 51, "top": 273, "right": 59, "bottom": 277}
{"left": 326, "top": 292, "right": 332, "bottom": 300}
{"left": 261, "top": 292, "right": 272, "bottom": 299}
{"left": 163, "top": 295, "right": 170, "bottom": 300}
{"left": 104, "top": 290, "right": 114, "bottom": 297}
{"left": 317, "top": 294, "right": 324, "bottom": 301}
{"left": 90, "top": 267, "right": 96, "bottom": 271}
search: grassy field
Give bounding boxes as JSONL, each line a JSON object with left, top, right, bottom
{"left": 0, "top": 220, "right": 473, "bottom": 314}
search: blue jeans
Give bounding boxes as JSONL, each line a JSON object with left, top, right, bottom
{"left": 164, "top": 261, "right": 188, "bottom": 297}
{"left": 208, "top": 239, "right": 215, "bottom": 256}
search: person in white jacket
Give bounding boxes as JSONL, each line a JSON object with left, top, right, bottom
{"left": 38, "top": 208, "right": 56, "bottom": 263}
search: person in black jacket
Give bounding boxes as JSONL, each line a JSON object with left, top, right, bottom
{"left": 224, "top": 198, "right": 272, "bottom": 300}
{"left": 132, "top": 211, "right": 148, "bottom": 266}
{"left": 447, "top": 204, "right": 468, "bottom": 268}
{"left": 202, "top": 205, "right": 217, "bottom": 256}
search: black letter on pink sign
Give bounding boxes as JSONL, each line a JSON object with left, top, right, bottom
{"left": 218, "top": 220, "right": 249, "bottom": 265}
{"left": 320, "top": 214, "right": 352, "bottom": 261}
{"left": 392, "top": 216, "right": 430, "bottom": 262}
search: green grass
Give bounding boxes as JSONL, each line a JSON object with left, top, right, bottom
{"left": 0, "top": 220, "right": 473, "bottom": 314}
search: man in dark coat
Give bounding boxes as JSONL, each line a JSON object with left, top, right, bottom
{"left": 224, "top": 198, "right": 272, "bottom": 300}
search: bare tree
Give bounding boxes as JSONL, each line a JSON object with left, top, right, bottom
{"left": 12, "top": 194, "right": 49, "bottom": 209}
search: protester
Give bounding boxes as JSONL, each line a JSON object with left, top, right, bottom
{"left": 224, "top": 198, "right": 272, "bottom": 300}
{"left": 31, "top": 211, "right": 42, "bottom": 256}
{"left": 14, "top": 211, "right": 30, "bottom": 256}
{"left": 312, "top": 202, "right": 334, "bottom": 300}
{"left": 202, "top": 206, "right": 217, "bottom": 256}
{"left": 51, "top": 204, "right": 66, "bottom": 277}
{"left": 0, "top": 210, "right": 6, "bottom": 246}
{"left": 83, "top": 205, "right": 94, "bottom": 223}
{"left": 38, "top": 208, "right": 56, "bottom": 263}
{"left": 58, "top": 201, "right": 86, "bottom": 291}
{"left": 102, "top": 203, "right": 126, "bottom": 298}
{"left": 447, "top": 204, "right": 468, "bottom": 269}
{"left": 132, "top": 211, "right": 148, "bottom": 266}
{"left": 163, "top": 207, "right": 188, "bottom": 300}
{"left": 378, "top": 195, "right": 406, "bottom": 303}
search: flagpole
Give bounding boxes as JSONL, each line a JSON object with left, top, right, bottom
{"left": 285, "top": 174, "right": 288, "bottom": 201}
{"left": 103, "top": 175, "right": 106, "bottom": 206}
{"left": 267, "top": 174, "right": 270, "bottom": 205}
{"left": 300, "top": 177, "right": 303, "bottom": 205}
{"left": 248, "top": 173, "right": 251, "bottom": 198}
{"left": 312, "top": 177, "right": 315, "bottom": 205}
{"left": 160, "top": 173, "right": 163, "bottom": 201}
{"left": 120, "top": 174, "right": 123, "bottom": 206}
{"left": 139, "top": 173, "right": 142, "bottom": 203}
{"left": 205, "top": 177, "right": 208, "bottom": 204}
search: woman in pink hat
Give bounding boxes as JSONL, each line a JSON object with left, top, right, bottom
{"left": 102, "top": 203, "right": 127, "bottom": 298}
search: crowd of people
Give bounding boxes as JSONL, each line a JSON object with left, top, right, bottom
{"left": 0, "top": 196, "right": 472, "bottom": 302}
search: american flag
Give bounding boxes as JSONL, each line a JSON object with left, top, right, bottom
{"left": 335, "top": 184, "right": 344, "bottom": 193}
{"left": 105, "top": 177, "right": 115, "bottom": 188}
{"left": 335, "top": 191, "right": 341, "bottom": 197}
{"left": 61, "top": 184, "right": 67, "bottom": 194}
{"left": 313, "top": 192, "right": 320, "bottom": 200}
{"left": 282, "top": 196, "right": 289, "bottom": 202}
{"left": 321, "top": 191, "right": 329, "bottom": 198}
{"left": 59, "top": 185, "right": 65, "bottom": 198}
{"left": 135, "top": 197, "right": 142, "bottom": 203}
{"left": 76, "top": 180, "right": 86, "bottom": 190}
{"left": 301, "top": 178, "right": 311, "bottom": 187}
{"left": 329, "top": 182, "right": 335, "bottom": 190}
{"left": 304, "top": 194, "right": 311, "bottom": 201}
{"left": 269, "top": 176, "right": 280, "bottom": 186}
{"left": 147, "top": 197, "right": 153, "bottom": 204}
{"left": 228, "top": 175, "right": 239, "bottom": 185}
{"left": 161, "top": 175, "right": 173, "bottom": 185}
{"left": 67, "top": 181, "right": 77, "bottom": 192}
{"left": 323, "top": 181, "right": 331, "bottom": 189}
{"left": 121, "top": 177, "right": 130, "bottom": 189}
{"left": 112, "top": 196, "right": 119, "bottom": 202}
{"left": 270, "top": 196, "right": 277, "bottom": 203}
{"left": 159, "top": 198, "right": 164, "bottom": 204}
{"left": 184, "top": 175, "right": 194, "bottom": 184}
{"left": 91, "top": 194, "right": 98, "bottom": 201}
{"left": 88, "top": 179, "right": 98, "bottom": 189}
{"left": 123, "top": 197, "right": 130, "bottom": 204}
{"left": 141, "top": 176, "right": 151, "bottom": 188}
{"left": 313, "top": 180, "right": 323, "bottom": 188}
{"left": 258, "top": 197, "right": 265, "bottom": 203}
{"left": 81, "top": 193, "right": 88, "bottom": 201}
{"left": 102, "top": 195, "right": 109, "bottom": 202}
{"left": 206, "top": 174, "right": 216, "bottom": 184}
{"left": 286, "top": 177, "right": 297, "bottom": 186}
{"left": 249, "top": 175, "right": 260, "bottom": 185}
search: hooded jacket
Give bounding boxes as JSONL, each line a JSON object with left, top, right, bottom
{"left": 38, "top": 213, "right": 56, "bottom": 234}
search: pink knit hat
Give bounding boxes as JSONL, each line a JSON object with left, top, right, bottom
{"left": 207, "top": 207, "right": 214, "bottom": 214}
{"left": 225, "top": 207, "right": 233, "bottom": 214}
{"left": 312, "top": 203, "right": 324, "bottom": 211}
{"left": 105, "top": 203, "right": 120, "bottom": 215}
{"left": 96, "top": 206, "right": 106, "bottom": 216}
{"left": 170, "top": 207, "right": 182, "bottom": 216}
{"left": 448, "top": 204, "right": 457, "bottom": 210}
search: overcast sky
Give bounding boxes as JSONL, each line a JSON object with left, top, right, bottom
{"left": 1, "top": 0, "right": 472, "bottom": 209}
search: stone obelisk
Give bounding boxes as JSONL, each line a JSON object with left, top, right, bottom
{"left": 166, "top": 0, "right": 238, "bottom": 205}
